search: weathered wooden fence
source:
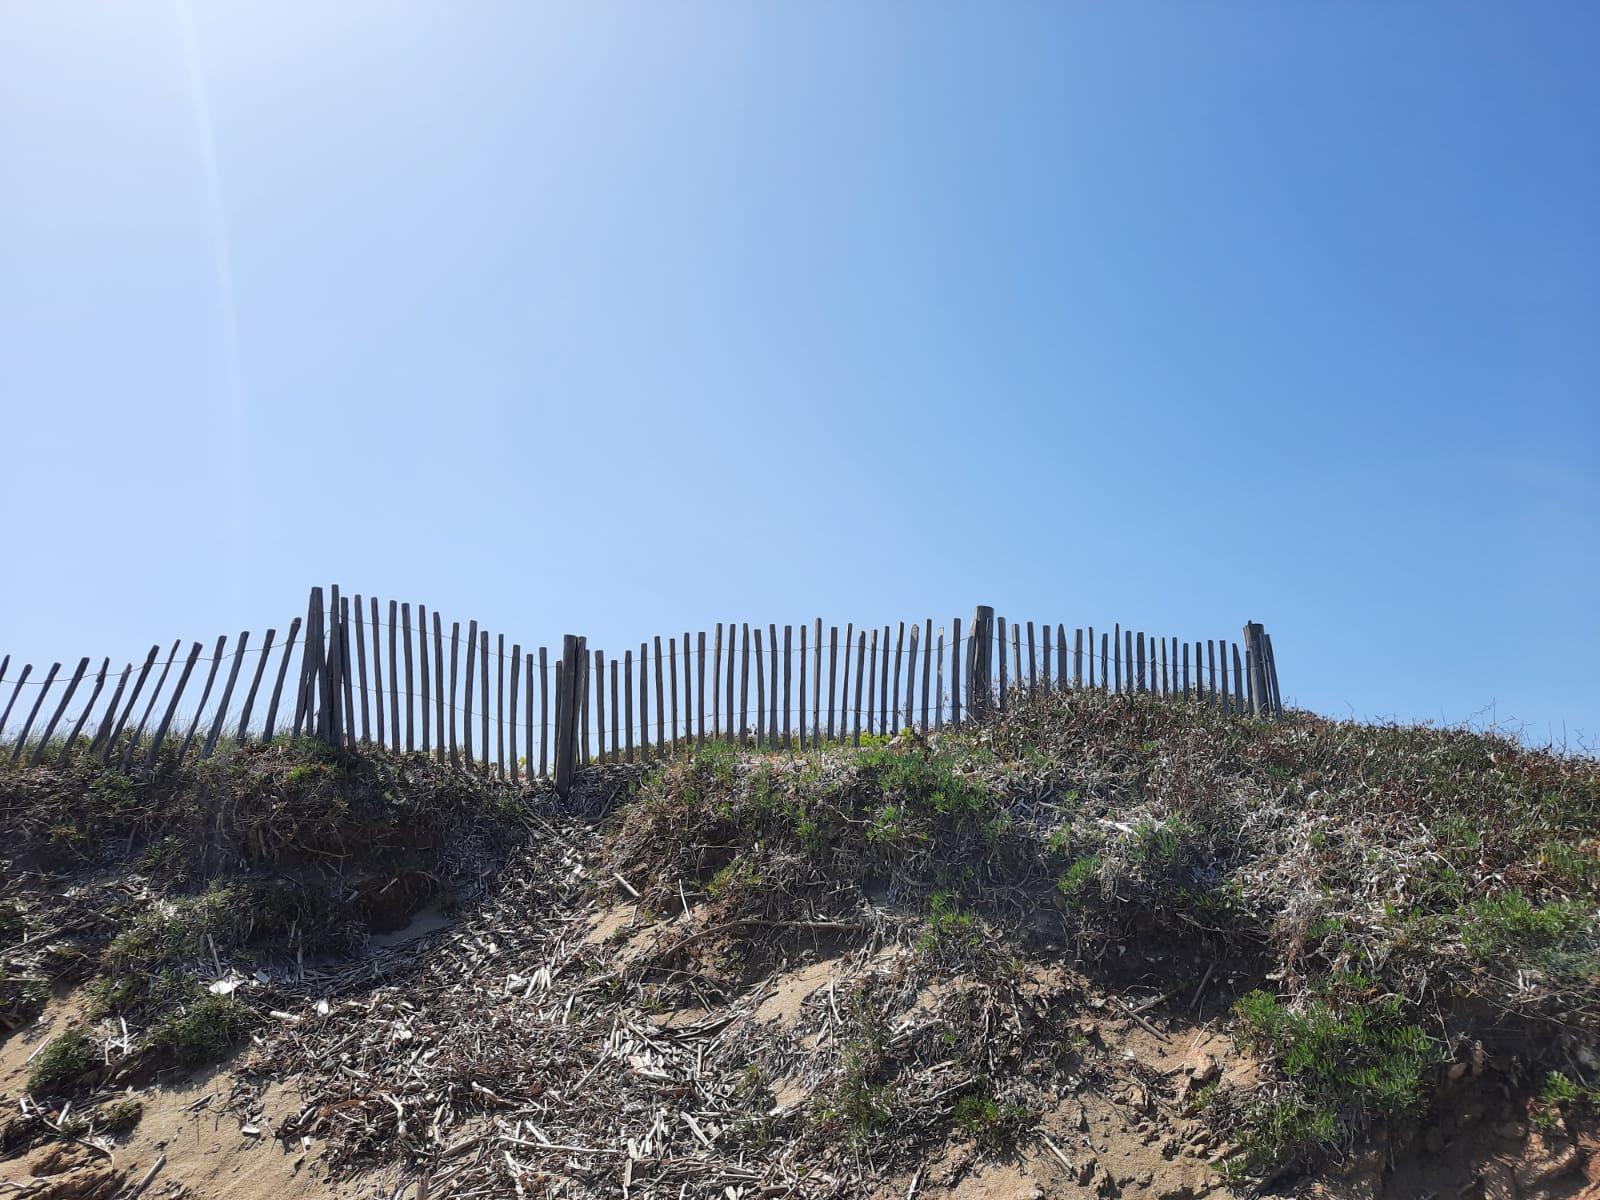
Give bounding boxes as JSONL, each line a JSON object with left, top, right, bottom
{"left": 0, "top": 589, "right": 1284, "bottom": 792}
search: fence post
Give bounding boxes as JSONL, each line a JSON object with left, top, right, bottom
{"left": 554, "top": 634, "right": 581, "bottom": 797}
{"left": 1244, "top": 622, "right": 1270, "bottom": 717}
{"left": 968, "top": 606, "right": 994, "bottom": 720}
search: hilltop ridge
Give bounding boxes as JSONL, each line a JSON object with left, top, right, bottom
{"left": 2, "top": 691, "right": 1597, "bottom": 1198}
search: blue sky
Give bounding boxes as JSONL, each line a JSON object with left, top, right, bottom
{"left": 1, "top": 2, "right": 1596, "bottom": 746}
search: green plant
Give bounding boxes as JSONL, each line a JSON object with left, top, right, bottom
{"left": 917, "top": 888, "right": 978, "bottom": 953}
{"left": 1463, "top": 892, "right": 1591, "bottom": 971}
{"left": 1056, "top": 855, "right": 1101, "bottom": 899}
{"left": 953, "top": 1083, "right": 1031, "bottom": 1151}
{"left": 105, "top": 883, "right": 250, "bottom": 977}
{"left": 1231, "top": 989, "right": 1439, "bottom": 1171}
{"left": 145, "top": 991, "right": 253, "bottom": 1065}
{"left": 26, "top": 1030, "right": 101, "bottom": 1093}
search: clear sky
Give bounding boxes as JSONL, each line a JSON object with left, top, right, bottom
{"left": 1, "top": 2, "right": 1596, "bottom": 746}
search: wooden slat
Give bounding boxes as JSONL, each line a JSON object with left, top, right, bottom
{"left": 293, "top": 591, "right": 319, "bottom": 738}
{"left": 630, "top": 643, "right": 643, "bottom": 764}
{"left": 647, "top": 635, "right": 661, "bottom": 754}
{"left": 839, "top": 623, "right": 853, "bottom": 744}
{"left": 480, "top": 629, "right": 491, "bottom": 770}
{"left": 1009, "top": 619, "right": 1021, "bottom": 705}
{"left": 1085, "top": 626, "right": 1095, "bottom": 689}
{"left": 449, "top": 622, "right": 462, "bottom": 763}
{"left": 176, "top": 636, "right": 227, "bottom": 762}
{"left": 669, "top": 635, "right": 680, "bottom": 750}
{"left": 866, "top": 627, "right": 879, "bottom": 734}
{"left": 880, "top": 624, "right": 891, "bottom": 733}
{"left": 553, "top": 660, "right": 564, "bottom": 776}
{"left": 738, "top": 624, "right": 750, "bottom": 748}
{"left": 259, "top": 623, "right": 300, "bottom": 746}
{"left": 812, "top": 618, "right": 822, "bottom": 746}
{"left": 526, "top": 654, "right": 534, "bottom": 776}
{"left": 950, "top": 617, "right": 962, "bottom": 727}
{"left": 463, "top": 621, "right": 476, "bottom": 764}
{"left": 29, "top": 656, "right": 88, "bottom": 766}
{"left": 108, "top": 648, "right": 159, "bottom": 761}
{"left": 1264, "top": 632, "right": 1282, "bottom": 716}
{"left": 611, "top": 654, "right": 620, "bottom": 763}
{"left": 712, "top": 623, "right": 723, "bottom": 739}
{"left": 1206, "top": 640, "right": 1217, "bottom": 705}
{"left": 1135, "top": 632, "right": 1145, "bottom": 693}
{"left": 1182, "top": 641, "right": 1191, "bottom": 697}
{"left": 1219, "top": 639, "right": 1231, "bottom": 713}
{"left": 697, "top": 631, "right": 707, "bottom": 746}
{"left": 59, "top": 657, "right": 110, "bottom": 763}
{"left": 0, "top": 662, "right": 17, "bottom": 748}
{"left": 339, "top": 600, "right": 355, "bottom": 744}
{"left": 891, "top": 621, "right": 905, "bottom": 732}
{"left": 142, "top": 643, "right": 201, "bottom": 771}
{"left": 202, "top": 634, "right": 250, "bottom": 758}
{"left": 1112, "top": 624, "right": 1123, "bottom": 693}
{"left": 853, "top": 630, "right": 866, "bottom": 745}
{"left": 539, "top": 646, "right": 550, "bottom": 776}
{"left": 995, "top": 617, "right": 1006, "bottom": 712}
{"left": 126, "top": 639, "right": 183, "bottom": 767}
{"left": 911, "top": 619, "right": 924, "bottom": 731}
{"left": 915, "top": 619, "right": 928, "bottom": 731}
{"left": 370, "top": 598, "right": 387, "bottom": 747}
{"left": 624, "top": 648, "right": 635, "bottom": 762}
{"left": 582, "top": 643, "right": 595, "bottom": 764}
{"left": 935, "top": 627, "right": 945, "bottom": 730}
{"left": 352, "top": 598, "right": 371, "bottom": 742}
{"left": 0, "top": 657, "right": 11, "bottom": 732}
{"left": 1100, "top": 631, "right": 1109, "bottom": 694}
{"left": 388, "top": 599, "right": 401, "bottom": 747}
{"left": 768, "top": 623, "right": 779, "bottom": 745}
{"left": 782, "top": 625, "right": 792, "bottom": 749}
{"left": 496, "top": 632, "right": 506, "bottom": 773}
{"left": 509, "top": 643, "right": 521, "bottom": 779}
{"left": 433, "top": 612, "right": 446, "bottom": 762}
{"left": 797, "top": 622, "right": 807, "bottom": 748}
{"left": 1125, "top": 630, "right": 1134, "bottom": 695}
{"left": 754, "top": 627, "right": 766, "bottom": 747}
{"left": 327, "top": 590, "right": 345, "bottom": 745}
{"left": 1073, "top": 627, "right": 1083, "bottom": 688}
{"left": 1233, "top": 643, "right": 1245, "bottom": 713}
{"left": 88, "top": 661, "right": 132, "bottom": 757}
{"left": 1041, "top": 623, "right": 1051, "bottom": 694}
{"left": 418, "top": 605, "right": 431, "bottom": 754}
{"left": 594, "top": 649, "right": 606, "bottom": 764}
{"left": 11, "top": 662, "right": 59, "bottom": 762}
{"left": 580, "top": 640, "right": 591, "bottom": 767}
{"left": 1056, "top": 623, "right": 1067, "bottom": 690}
{"left": 1025, "top": 621, "right": 1037, "bottom": 693}
{"left": 826, "top": 624, "right": 839, "bottom": 742}
{"left": 1160, "top": 636, "right": 1169, "bottom": 697}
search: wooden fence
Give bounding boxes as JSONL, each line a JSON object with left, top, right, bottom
{"left": 0, "top": 589, "right": 1283, "bottom": 791}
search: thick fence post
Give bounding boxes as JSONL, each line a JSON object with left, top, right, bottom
{"left": 1244, "top": 622, "right": 1270, "bottom": 717}
{"left": 968, "top": 606, "right": 994, "bottom": 721}
{"left": 554, "top": 635, "right": 581, "bottom": 797}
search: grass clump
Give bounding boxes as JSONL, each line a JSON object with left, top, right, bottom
{"left": 953, "top": 1083, "right": 1032, "bottom": 1151}
{"left": 144, "top": 990, "right": 252, "bottom": 1065}
{"left": 1462, "top": 891, "right": 1594, "bottom": 976}
{"left": 0, "top": 969, "right": 50, "bottom": 1027}
{"left": 26, "top": 1029, "right": 101, "bottom": 1094}
{"left": 1229, "top": 988, "right": 1439, "bottom": 1171}
{"left": 817, "top": 1032, "right": 896, "bottom": 1144}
